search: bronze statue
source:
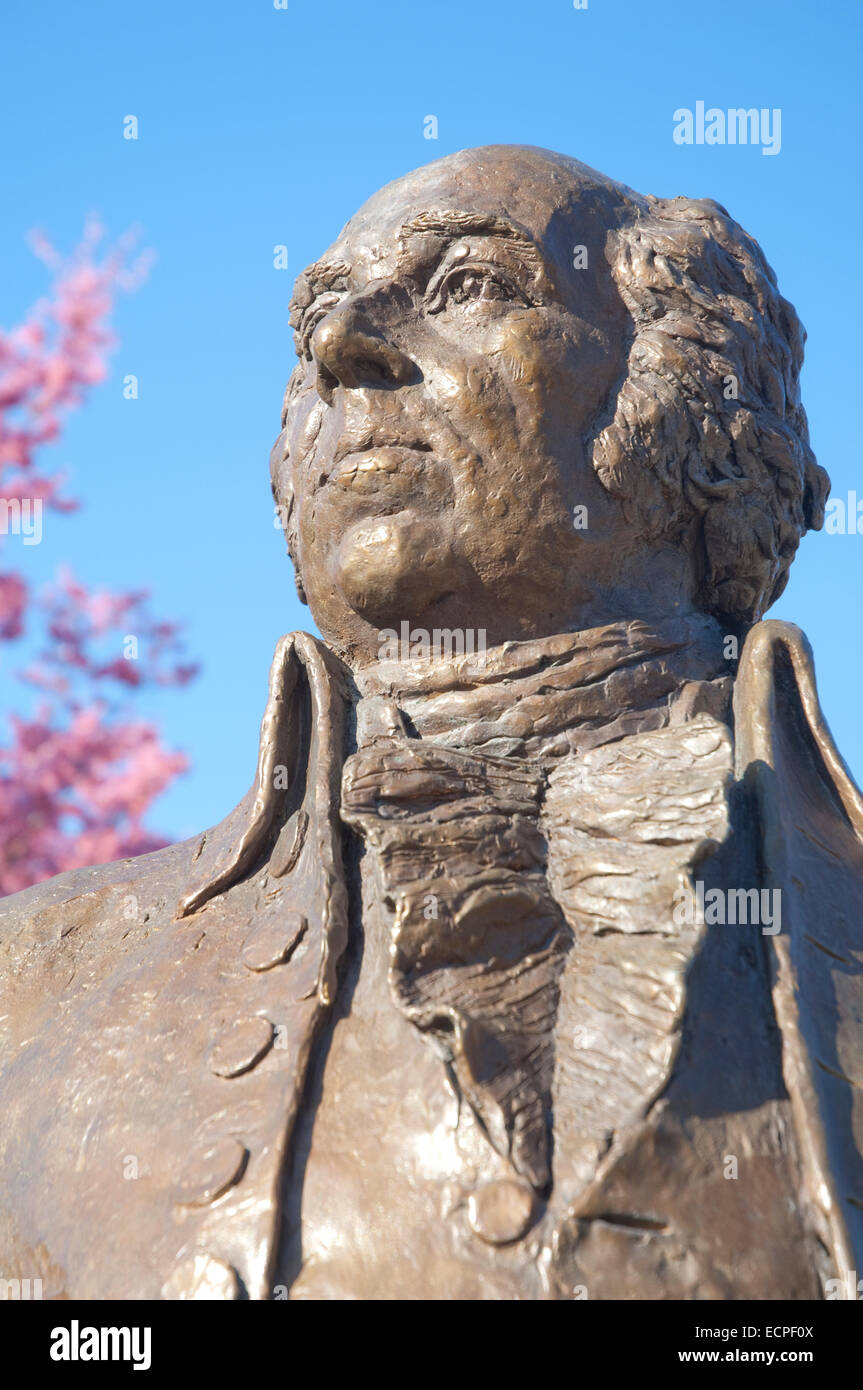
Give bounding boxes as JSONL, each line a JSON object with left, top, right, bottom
{"left": 1, "top": 146, "right": 861, "bottom": 1301}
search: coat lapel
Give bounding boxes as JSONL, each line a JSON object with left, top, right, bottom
{"left": 179, "top": 631, "right": 350, "bottom": 1007}
{"left": 169, "top": 631, "right": 351, "bottom": 1296}
{"left": 735, "top": 619, "right": 863, "bottom": 1291}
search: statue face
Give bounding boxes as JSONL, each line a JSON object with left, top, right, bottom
{"left": 277, "top": 147, "right": 698, "bottom": 662}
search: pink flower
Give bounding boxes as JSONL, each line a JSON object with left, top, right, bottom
{"left": 0, "top": 223, "right": 196, "bottom": 896}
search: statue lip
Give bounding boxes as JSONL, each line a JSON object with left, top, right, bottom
{"left": 329, "top": 444, "right": 436, "bottom": 491}
{"left": 332, "top": 431, "right": 432, "bottom": 466}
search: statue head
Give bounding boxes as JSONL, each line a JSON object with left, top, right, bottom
{"left": 270, "top": 145, "right": 828, "bottom": 667}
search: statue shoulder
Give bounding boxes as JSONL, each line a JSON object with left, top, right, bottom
{"left": 0, "top": 835, "right": 200, "bottom": 962}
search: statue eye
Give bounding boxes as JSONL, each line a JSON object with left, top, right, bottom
{"left": 429, "top": 265, "right": 528, "bottom": 312}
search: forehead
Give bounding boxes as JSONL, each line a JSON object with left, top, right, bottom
{"left": 296, "top": 147, "right": 639, "bottom": 294}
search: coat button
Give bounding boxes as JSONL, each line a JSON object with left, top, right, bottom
{"left": 467, "top": 1179, "right": 537, "bottom": 1245}
{"left": 162, "top": 1254, "right": 240, "bottom": 1300}
{"left": 176, "top": 1137, "right": 248, "bottom": 1207}
{"left": 209, "top": 1016, "right": 274, "bottom": 1077}
{"left": 242, "top": 913, "right": 307, "bottom": 972}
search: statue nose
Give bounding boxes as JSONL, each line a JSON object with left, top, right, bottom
{"left": 311, "top": 304, "right": 416, "bottom": 404}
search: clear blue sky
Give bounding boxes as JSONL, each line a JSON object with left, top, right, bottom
{"left": 2, "top": 0, "right": 861, "bottom": 841}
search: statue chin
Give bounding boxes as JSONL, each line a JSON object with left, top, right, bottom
{"left": 332, "top": 511, "right": 458, "bottom": 625}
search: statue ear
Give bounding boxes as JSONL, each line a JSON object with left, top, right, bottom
{"left": 735, "top": 620, "right": 863, "bottom": 1287}
{"left": 269, "top": 429, "right": 307, "bottom": 604}
{"left": 269, "top": 428, "right": 291, "bottom": 523}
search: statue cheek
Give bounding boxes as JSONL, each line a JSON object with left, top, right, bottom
{"left": 424, "top": 359, "right": 474, "bottom": 402}
{"left": 288, "top": 391, "right": 325, "bottom": 470}
{"left": 428, "top": 318, "right": 549, "bottom": 403}
{"left": 490, "top": 317, "right": 567, "bottom": 401}
{"left": 299, "top": 510, "right": 316, "bottom": 555}
{"left": 424, "top": 358, "right": 507, "bottom": 445}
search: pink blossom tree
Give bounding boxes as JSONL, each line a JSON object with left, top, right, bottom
{"left": 0, "top": 220, "right": 198, "bottom": 895}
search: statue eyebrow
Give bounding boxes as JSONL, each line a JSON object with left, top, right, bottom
{"left": 400, "top": 210, "right": 541, "bottom": 264}
{"left": 292, "top": 259, "right": 351, "bottom": 311}
{"left": 292, "top": 212, "right": 541, "bottom": 317}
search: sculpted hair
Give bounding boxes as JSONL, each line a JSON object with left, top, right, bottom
{"left": 592, "top": 194, "right": 829, "bottom": 625}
